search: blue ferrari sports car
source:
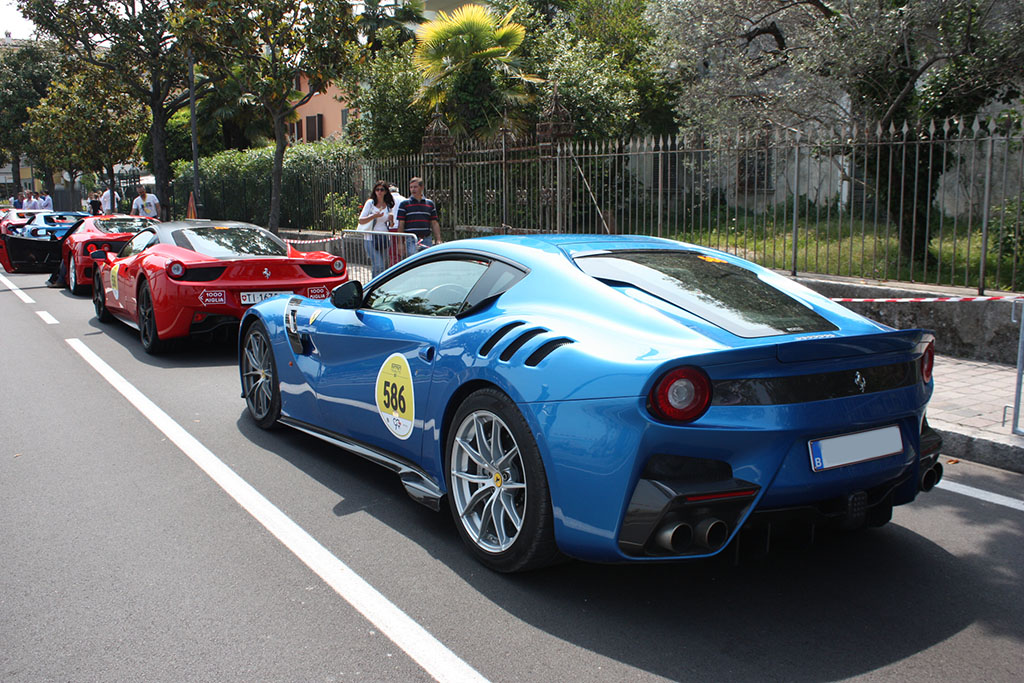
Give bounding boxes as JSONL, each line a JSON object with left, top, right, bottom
{"left": 238, "top": 235, "right": 941, "bottom": 572}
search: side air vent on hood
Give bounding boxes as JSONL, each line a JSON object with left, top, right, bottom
{"left": 524, "top": 338, "right": 574, "bottom": 367}
{"left": 480, "top": 322, "right": 525, "bottom": 356}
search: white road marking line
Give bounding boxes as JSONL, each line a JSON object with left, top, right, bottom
{"left": 36, "top": 311, "right": 58, "bottom": 325}
{"left": 937, "top": 479, "right": 1024, "bottom": 513}
{"left": 0, "top": 272, "right": 36, "bottom": 304}
{"left": 65, "top": 338, "right": 486, "bottom": 683}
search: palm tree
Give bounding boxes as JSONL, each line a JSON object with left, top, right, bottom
{"left": 359, "top": 0, "right": 426, "bottom": 56}
{"left": 413, "top": 4, "right": 541, "bottom": 140}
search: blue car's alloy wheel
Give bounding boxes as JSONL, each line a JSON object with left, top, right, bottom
{"left": 242, "top": 322, "right": 281, "bottom": 429}
{"left": 446, "top": 389, "right": 560, "bottom": 572}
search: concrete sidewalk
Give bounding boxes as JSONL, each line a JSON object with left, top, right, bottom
{"left": 930, "top": 355, "right": 1024, "bottom": 473}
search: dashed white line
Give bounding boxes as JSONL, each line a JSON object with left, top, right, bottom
{"left": 937, "top": 479, "right": 1024, "bottom": 513}
{"left": 65, "top": 337, "right": 487, "bottom": 683}
{"left": 0, "top": 272, "right": 36, "bottom": 304}
{"left": 36, "top": 310, "right": 59, "bottom": 325}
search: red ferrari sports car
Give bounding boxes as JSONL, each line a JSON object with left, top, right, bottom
{"left": 92, "top": 219, "right": 348, "bottom": 353}
{"left": 63, "top": 215, "right": 156, "bottom": 294}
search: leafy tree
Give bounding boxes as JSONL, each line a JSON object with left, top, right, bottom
{"left": 358, "top": 0, "right": 426, "bottom": 57}
{"left": 25, "top": 61, "right": 149, "bottom": 199}
{"left": 489, "top": 0, "right": 679, "bottom": 139}
{"left": 645, "top": 0, "right": 1024, "bottom": 261}
{"left": 0, "top": 43, "right": 60, "bottom": 191}
{"left": 414, "top": 4, "right": 541, "bottom": 139}
{"left": 346, "top": 29, "right": 431, "bottom": 157}
{"left": 173, "top": 0, "right": 360, "bottom": 231}
{"left": 19, "top": 0, "right": 201, "bottom": 217}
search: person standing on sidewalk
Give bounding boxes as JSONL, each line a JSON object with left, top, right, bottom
{"left": 100, "top": 187, "right": 120, "bottom": 214}
{"left": 396, "top": 177, "right": 442, "bottom": 257}
{"left": 130, "top": 185, "right": 160, "bottom": 219}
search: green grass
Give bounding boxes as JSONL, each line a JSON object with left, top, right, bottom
{"left": 664, "top": 207, "right": 1024, "bottom": 293}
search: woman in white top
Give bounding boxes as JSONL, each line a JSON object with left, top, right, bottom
{"left": 357, "top": 181, "right": 397, "bottom": 278}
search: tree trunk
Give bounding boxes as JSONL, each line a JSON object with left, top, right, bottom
{"left": 107, "top": 164, "right": 117, "bottom": 214}
{"left": 149, "top": 98, "right": 171, "bottom": 221}
{"left": 11, "top": 151, "right": 21, "bottom": 190}
{"left": 268, "top": 114, "right": 288, "bottom": 234}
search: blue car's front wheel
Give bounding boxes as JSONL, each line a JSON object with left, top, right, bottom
{"left": 241, "top": 321, "right": 281, "bottom": 429}
{"left": 445, "top": 388, "right": 560, "bottom": 572}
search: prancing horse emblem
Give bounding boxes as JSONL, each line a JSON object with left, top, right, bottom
{"left": 854, "top": 371, "right": 867, "bottom": 393}
{"left": 263, "top": 267, "right": 271, "bottom": 279}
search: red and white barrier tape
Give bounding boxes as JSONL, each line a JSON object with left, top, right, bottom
{"left": 283, "top": 235, "right": 345, "bottom": 245}
{"left": 832, "top": 296, "right": 1024, "bottom": 303}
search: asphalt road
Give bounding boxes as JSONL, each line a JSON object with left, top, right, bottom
{"left": 2, "top": 269, "right": 1022, "bottom": 682}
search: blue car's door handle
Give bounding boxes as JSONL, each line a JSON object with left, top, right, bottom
{"left": 418, "top": 346, "right": 435, "bottom": 362}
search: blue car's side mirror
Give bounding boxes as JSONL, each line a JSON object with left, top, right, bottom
{"left": 331, "top": 280, "right": 363, "bottom": 309}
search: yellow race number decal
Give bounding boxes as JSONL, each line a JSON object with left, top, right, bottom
{"left": 375, "top": 353, "right": 415, "bottom": 440}
{"left": 110, "top": 263, "right": 121, "bottom": 300}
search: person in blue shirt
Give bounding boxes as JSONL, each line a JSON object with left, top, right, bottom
{"left": 396, "top": 177, "right": 442, "bottom": 254}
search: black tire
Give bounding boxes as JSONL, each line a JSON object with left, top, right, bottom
{"left": 137, "top": 280, "right": 170, "bottom": 354}
{"left": 445, "top": 388, "right": 561, "bottom": 572}
{"left": 93, "top": 271, "right": 112, "bottom": 322}
{"left": 68, "top": 254, "right": 86, "bottom": 295}
{"left": 240, "top": 321, "right": 282, "bottom": 429}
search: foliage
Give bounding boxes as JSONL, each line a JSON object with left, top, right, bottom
{"left": 173, "top": 0, "right": 361, "bottom": 231}
{"left": 20, "top": 0, "right": 198, "bottom": 212}
{"left": 0, "top": 42, "right": 61, "bottom": 186}
{"left": 414, "top": 4, "right": 541, "bottom": 139}
{"left": 346, "top": 30, "right": 431, "bottom": 157}
{"left": 488, "top": 0, "right": 679, "bottom": 139}
{"left": 139, "top": 108, "right": 225, "bottom": 171}
{"left": 645, "top": 0, "right": 1024, "bottom": 130}
{"left": 25, "top": 61, "right": 149, "bottom": 184}
{"left": 358, "top": 0, "right": 426, "bottom": 56}
{"left": 171, "top": 138, "right": 360, "bottom": 230}
{"left": 321, "top": 192, "right": 365, "bottom": 231}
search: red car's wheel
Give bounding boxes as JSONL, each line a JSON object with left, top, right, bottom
{"left": 93, "top": 271, "right": 112, "bottom": 322}
{"left": 138, "top": 280, "right": 171, "bottom": 354}
{"left": 68, "top": 254, "right": 86, "bottom": 295}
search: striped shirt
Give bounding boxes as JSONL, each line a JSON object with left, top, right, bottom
{"left": 396, "top": 197, "right": 438, "bottom": 236}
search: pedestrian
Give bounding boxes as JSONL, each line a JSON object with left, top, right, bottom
{"left": 40, "top": 191, "right": 53, "bottom": 210}
{"left": 357, "top": 181, "right": 397, "bottom": 278}
{"left": 88, "top": 192, "right": 102, "bottom": 215}
{"left": 13, "top": 192, "right": 23, "bottom": 209}
{"left": 395, "top": 177, "right": 442, "bottom": 258}
{"left": 100, "top": 187, "right": 120, "bottom": 214}
{"left": 130, "top": 185, "right": 160, "bottom": 219}
{"left": 23, "top": 191, "right": 38, "bottom": 209}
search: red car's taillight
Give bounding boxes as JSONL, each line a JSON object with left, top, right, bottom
{"left": 648, "top": 366, "right": 712, "bottom": 423}
{"left": 921, "top": 340, "right": 935, "bottom": 383}
{"left": 330, "top": 257, "right": 346, "bottom": 274}
{"left": 166, "top": 260, "right": 186, "bottom": 279}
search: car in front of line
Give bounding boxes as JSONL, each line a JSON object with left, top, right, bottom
{"left": 62, "top": 215, "right": 157, "bottom": 294}
{"left": 236, "top": 234, "right": 942, "bottom": 572}
{"left": 92, "top": 219, "right": 348, "bottom": 353}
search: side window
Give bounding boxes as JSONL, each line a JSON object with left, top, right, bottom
{"left": 365, "top": 258, "right": 490, "bottom": 316}
{"left": 120, "top": 230, "right": 156, "bottom": 257}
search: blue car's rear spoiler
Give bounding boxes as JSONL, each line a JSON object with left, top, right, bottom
{"left": 775, "top": 329, "right": 932, "bottom": 363}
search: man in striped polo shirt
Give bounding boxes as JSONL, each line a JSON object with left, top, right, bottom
{"left": 396, "top": 177, "right": 442, "bottom": 253}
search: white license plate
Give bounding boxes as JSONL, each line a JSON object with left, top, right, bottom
{"left": 808, "top": 425, "right": 903, "bottom": 472}
{"left": 240, "top": 290, "right": 291, "bottom": 305}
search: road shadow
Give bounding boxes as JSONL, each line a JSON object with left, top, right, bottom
{"left": 234, "top": 413, "right": 1020, "bottom": 681}
{"left": 83, "top": 315, "right": 238, "bottom": 369}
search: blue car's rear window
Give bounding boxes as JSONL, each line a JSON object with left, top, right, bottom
{"left": 575, "top": 250, "right": 838, "bottom": 338}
